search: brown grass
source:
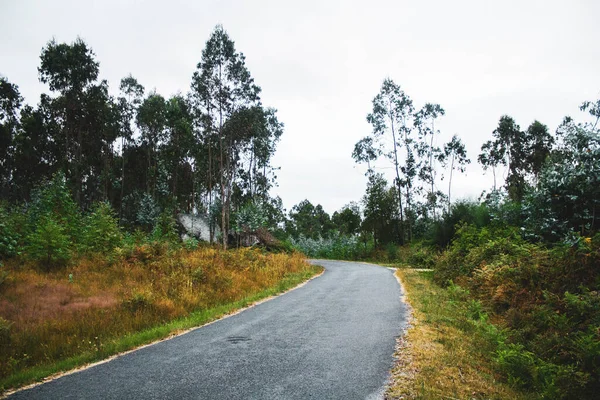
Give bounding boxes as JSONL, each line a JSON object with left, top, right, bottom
{"left": 386, "top": 268, "right": 526, "bottom": 400}
{"left": 0, "top": 246, "right": 315, "bottom": 386}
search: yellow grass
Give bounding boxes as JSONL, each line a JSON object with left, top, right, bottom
{"left": 0, "top": 246, "right": 318, "bottom": 391}
{"left": 386, "top": 268, "right": 526, "bottom": 400}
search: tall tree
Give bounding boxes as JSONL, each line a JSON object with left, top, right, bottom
{"left": 163, "top": 94, "right": 194, "bottom": 209}
{"left": 136, "top": 92, "right": 166, "bottom": 197}
{"left": 415, "top": 103, "right": 445, "bottom": 219}
{"left": 0, "top": 77, "right": 22, "bottom": 199}
{"left": 117, "top": 75, "right": 144, "bottom": 220}
{"left": 362, "top": 173, "right": 400, "bottom": 245}
{"left": 190, "top": 25, "right": 261, "bottom": 249}
{"left": 38, "top": 37, "right": 101, "bottom": 206}
{"left": 359, "top": 79, "right": 415, "bottom": 243}
{"left": 525, "top": 120, "right": 554, "bottom": 181}
{"left": 443, "top": 134, "right": 470, "bottom": 210}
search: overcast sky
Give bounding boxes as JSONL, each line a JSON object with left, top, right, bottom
{"left": 2, "top": 0, "right": 599, "bottom": 214}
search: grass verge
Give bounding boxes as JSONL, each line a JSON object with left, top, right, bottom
{"left": 386, "top": 268, "right": 526, "bottom": 400}
{"left": 1, "top": 254, "right": 322, "bottom": 395}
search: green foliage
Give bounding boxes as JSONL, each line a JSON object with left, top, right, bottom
{"left": 287, "top": 199, "right": 334, "bottom": 240}
{"left": 26, "top": 215, "right": 71, "bottom": 270}
{"left": 135, "top": 193, "right": 159, "bottom": 231}
{"left": 405, "top": 242, "right": 438, "bottom": 268}
{"left": 28, "top": 172, "right": 81, "bottom": 241}
{"left": 82, "top": 202, "right": 123, "bottom": 254}
{"left": 290, "top": 233, "right": 372, "bottom": 260}
{"left": 0, "top": 206, "right": 21, "bottom": 259}
{"left": 151, "top": 209, "right": 178, "bottom": 242}
{"left": 362, "top": 173, "right": 401, "bottom": 245}
{"left": 385, "top": 242, "right": 398, "bottom": 261}
{"left": 183, "top": 237, "right": 199, "bottom": 251}
{"left": 234, "top": 201, "right": 267, "bottom": 233}
{"left": 428, "top": 200, "right": 491, "bottom": 247}
{"left": 523, "top": 124, "right": 599, "bottom": 242}
{"left": 432, "top": 223, "right": 600, "bottom": 398}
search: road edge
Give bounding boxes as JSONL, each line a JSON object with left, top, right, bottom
{"left": 2, "top": 265, "right": 326, "bottom": 399}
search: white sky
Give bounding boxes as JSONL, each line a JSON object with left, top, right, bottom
{"left": 2, "top": 0, "right": 599, "bottom": 214}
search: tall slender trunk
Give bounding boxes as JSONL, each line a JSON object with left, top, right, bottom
{"left": 430, "top": 120, "right": 436, "bottom": 220}
{"left": 208, "top": 139, "right": 214, "bottom": 242}
{"left": 218, "top": 61, "right": 227, "bottom": 250}
{"left": 448, "top": 153, "right": 455, "bottom": 213}
{"left": 389, "top": 104, "right": 405, "bottom": 244}
{"left": 172, "top": 130, "right": 179, "bottom": 205}
{"left": 120, "top": 135, "right": 126, "bottom": 222}
{"left": 74, "top": 127, "right": 82, "bottom": 206}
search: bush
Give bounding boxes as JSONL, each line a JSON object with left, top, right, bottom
{"left": 151, "top": 209, "right": 178, "bottom": 242}
{"left": 82, "top": 202, "right": 123, "bottom": 254}
{"left": 289, "top": 232, "right": 371, "bottom": 260}
{"left": 0, "top": 208, "right": 20, "bottom": 259}
{"left": 26, "top": 215, "right": 71, "bottom": 270}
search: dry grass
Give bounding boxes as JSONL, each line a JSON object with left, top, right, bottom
{"left": 0, "top": 246, "right": 318, "bottom": 390}
{"left": 386, "top": 268, "right": 526, "bottom": 400}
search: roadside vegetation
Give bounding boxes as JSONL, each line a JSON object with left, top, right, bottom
{"left": 387, "top": 268, "right": 526, "bottom": 400}
{"left": 283, "top": 84, "right": 599, "bottom": 398}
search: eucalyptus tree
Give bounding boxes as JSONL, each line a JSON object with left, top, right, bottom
{"left": 362, "top": 173, "right": 400, "bottom": 245}
{"left": 117, "top": 75, "right": 144, "bottom": 219}
{"left": 415, "top": 103, "right": 445, "bottom": 219}
{"left": 190, "top": 25, "right": 262, "bottom": 248}
{"left": 38, "top": 38, "right": 101, "bottom": 206}
{"left": 0, "top": 77, "right": 22, "bottom": 199}
{"left": 479, "top": 116, "right": 554, "bottom": 202}
{"left": 163, "top": 94, "right": 194, "bottom": 209}
{"left": 478, "top": 139, "right": 503, "bottom": 191}
{"left": 443, "top": 134, "right": 470, "bottom": 210}
{"left": 136, "top": 92, "right": 166, "bottom": 197}
{"left": 352, "top": 136, "right": 381, "bottom": 173}
{"left": 10, "top": 101, "right": 56, "bottom": 201}
{"left": 525, "top": 120, "right": 554, "bottom": 181}
{"left": 356, "top": 78, "right": 416, "bottom": 242}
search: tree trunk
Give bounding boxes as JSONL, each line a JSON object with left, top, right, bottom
{"left": 120, "top": 136, "right": 126, "bottom": 222}
{"left": 389, "top": 104, "right": 405, "bottom": 244}
{"left": 448, "top": 153, "right": 455, "bottom": 213}
{"left": 430, "top": 120, "right": 436, "bottom": 220}
{"left": 218, "top": 62, "right": 227, "bottom": 250}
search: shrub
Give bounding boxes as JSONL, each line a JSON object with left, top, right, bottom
{"left": 0, "top": 206, "right": 21, "bottom": 259}
{"left": 27, "top": 172, "right": 82, "bottom": 242}
{"left": 26, "top": 215, "right": 71, "bottom": 270}
{"left": 82, "top": 202, "right": 123, "bottom": 254}
{"left": 289, "top": 233, "right": 370, "bottom": 260}
{"left": 123, "top": 291, "right": 153, "bottom": 312}
{"left": 151, "top": 209, "right": 178, "bottom": 242}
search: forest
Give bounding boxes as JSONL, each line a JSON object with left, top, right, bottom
{"left": 1, "top": 23, "right": 599, "bottom": 399}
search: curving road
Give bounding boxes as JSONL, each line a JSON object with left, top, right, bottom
{"left": 8, "top": 260, "right": 407, "bottom": 400}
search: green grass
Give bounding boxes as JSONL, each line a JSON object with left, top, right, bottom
{"left": 1, "top": 266, "right": 322, "bottom": 394}
{"left": 386, "top": 267, "right": 526, "bottom": 400}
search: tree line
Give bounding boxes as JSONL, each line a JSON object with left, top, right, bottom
{"left": 0, "top": 25, "right": 283, "bottom": 249}
{"left": 287, "top": 78, "right": 598, "bottom": 252}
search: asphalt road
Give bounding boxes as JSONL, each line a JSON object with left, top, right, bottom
{"left": 9, "top": 260, "right": 407, "bottom": 400}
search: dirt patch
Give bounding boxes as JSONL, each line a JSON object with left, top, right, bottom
{"left": 0, "top": 278, "right": 117, "bottom": 325}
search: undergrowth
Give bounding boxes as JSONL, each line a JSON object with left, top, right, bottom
{"left": 387, "top": 268, "right": 525, "bottom": 399}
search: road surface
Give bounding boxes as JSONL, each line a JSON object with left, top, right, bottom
{"left": 9, "top": 260, "right": 407, "bottom": 400}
